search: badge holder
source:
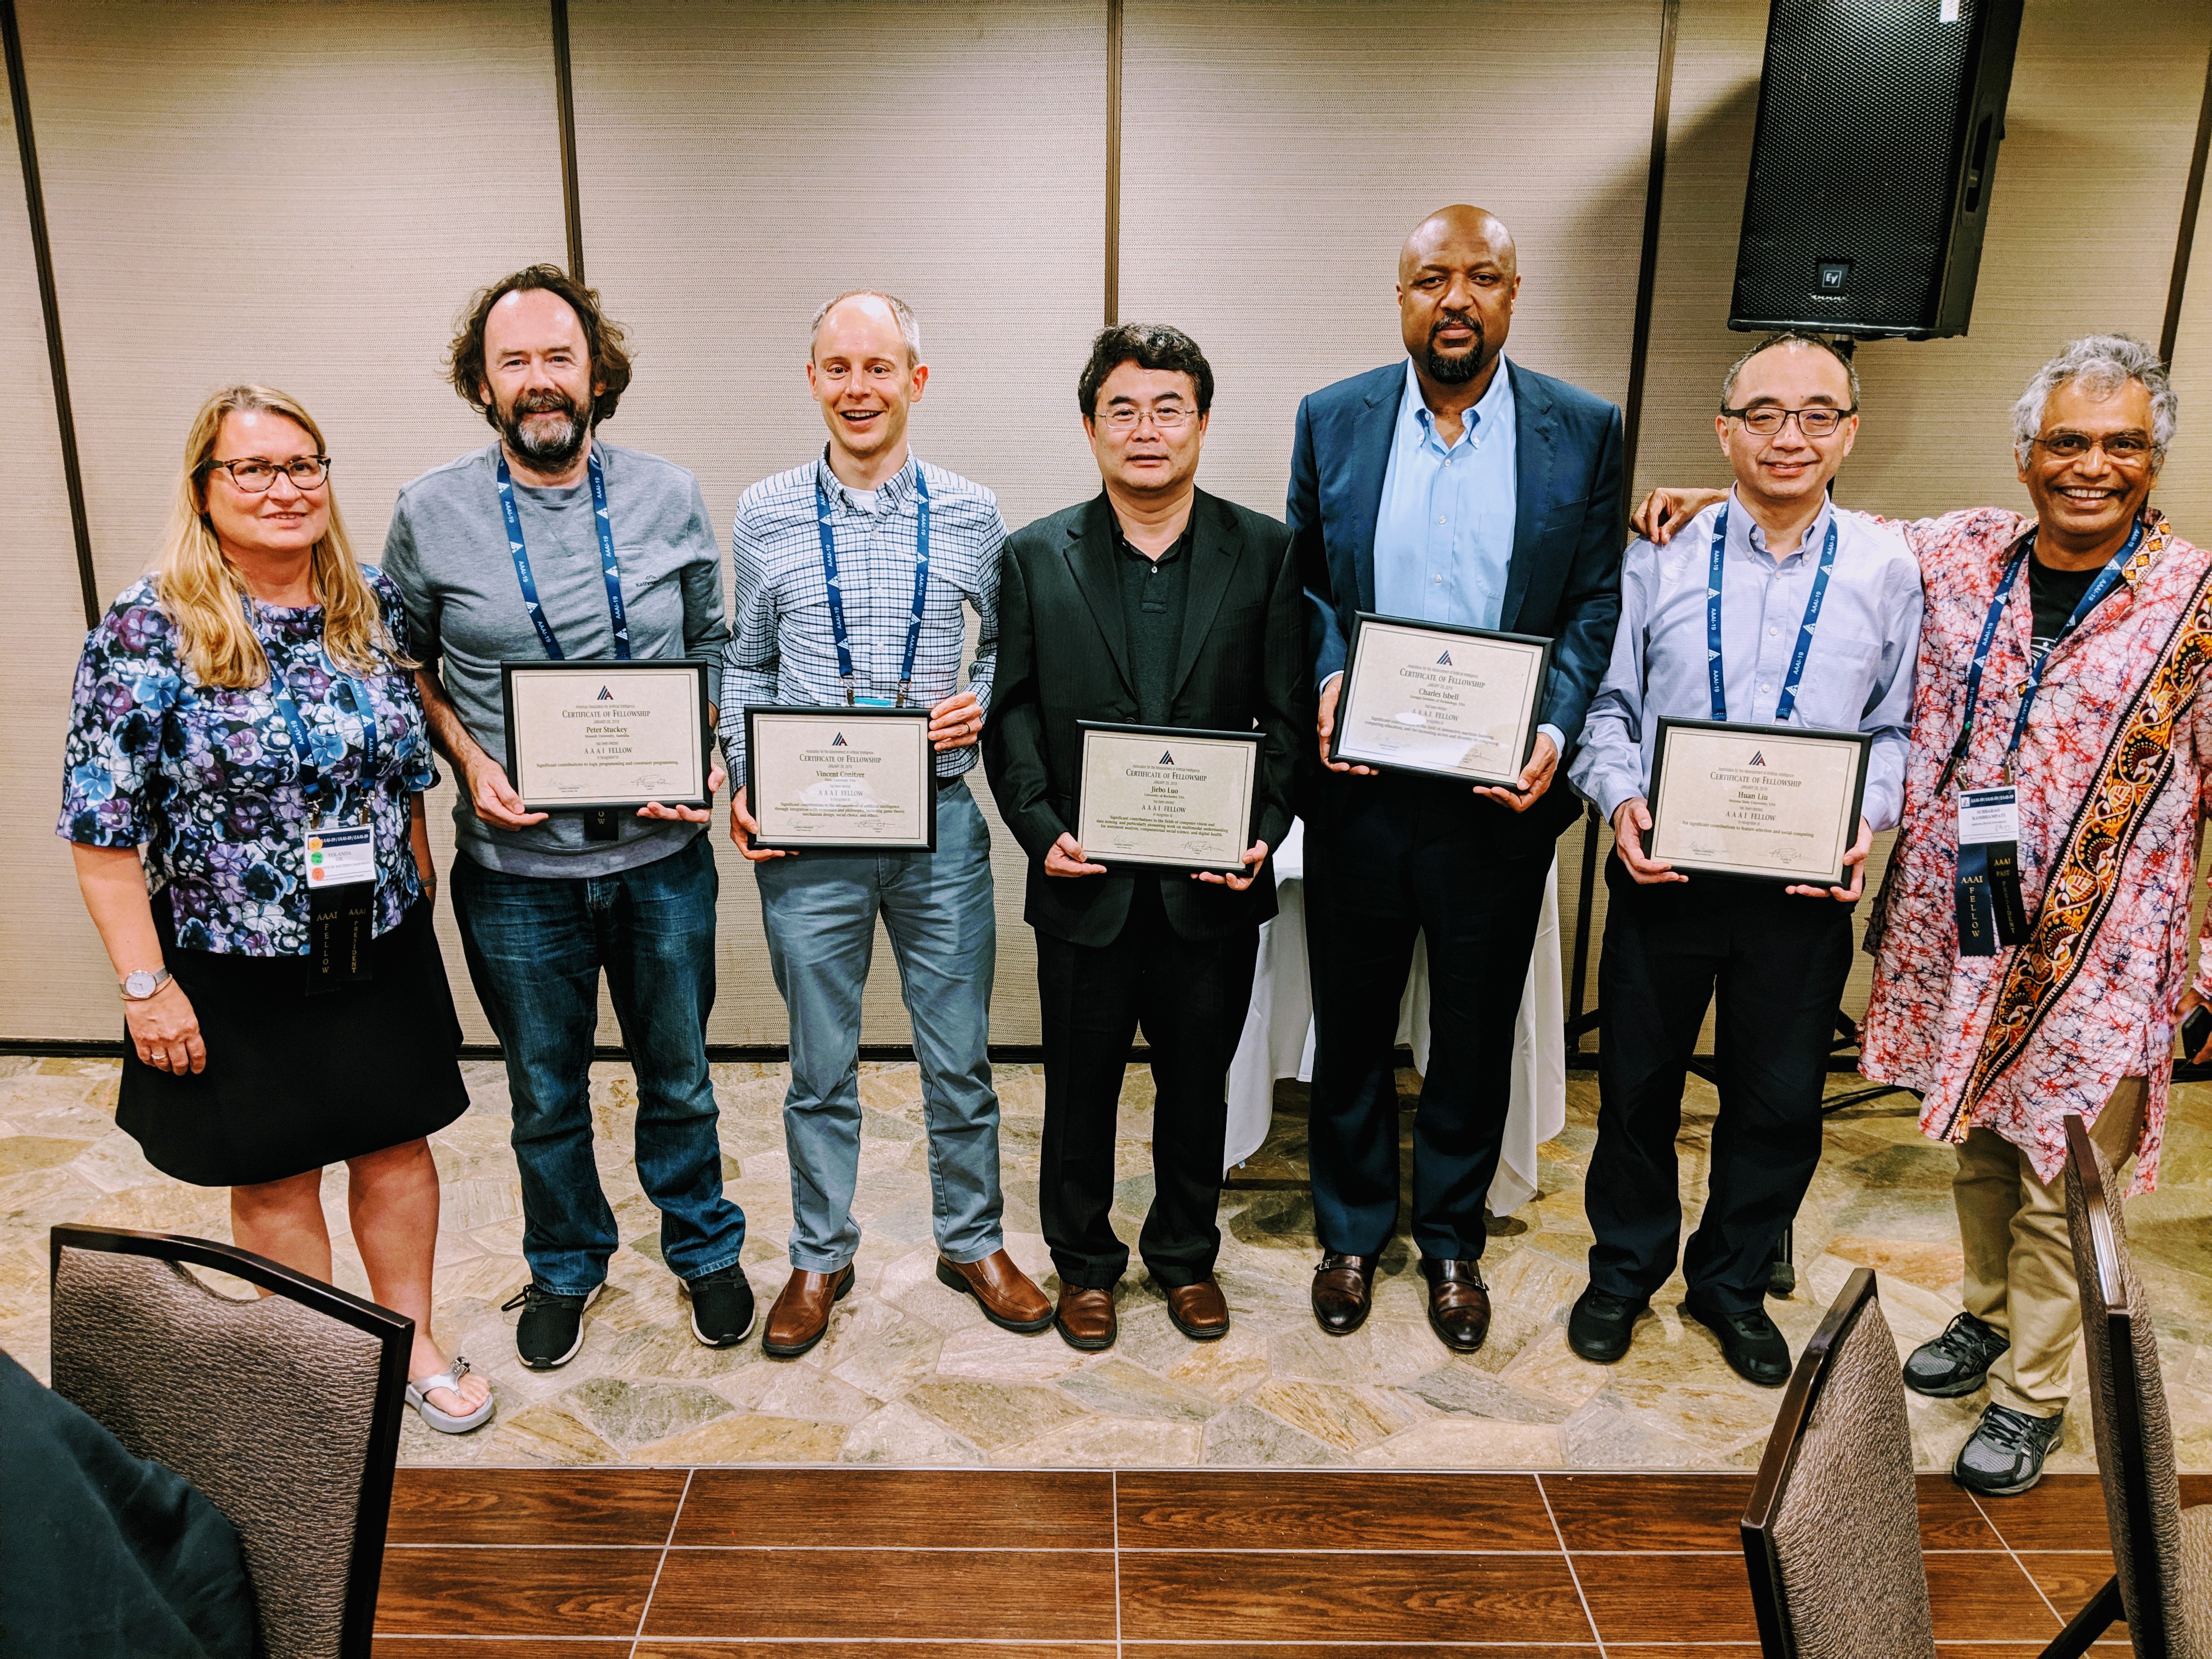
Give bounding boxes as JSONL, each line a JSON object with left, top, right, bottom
{"left": 1954, "top": 786, "right": 2028, "bottom": 957}
{"left": 304, "top": 823, "right": 377, "bottom": 994}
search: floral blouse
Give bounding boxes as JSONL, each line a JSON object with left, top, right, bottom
{"left": 58, "top": 569, "right": 439, "bottom": 957}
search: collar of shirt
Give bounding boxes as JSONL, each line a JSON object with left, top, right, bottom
{"left": 1111, "top": 511, "right": 1193, "bottom": 566}
{"left": 814, "top": 447, "right": 918, "bottom": 515}
{"left": 1398, "top": 353, "right": 1515, "bottom": 456}
{"left": 1726, "top": 485, "right": 1834, "bottom": 572}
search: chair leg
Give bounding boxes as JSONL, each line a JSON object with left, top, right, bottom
{"left": 2036, "top": 1574, "right": 2121, "bottom": 1659}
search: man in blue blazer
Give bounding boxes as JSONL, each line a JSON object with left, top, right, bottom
{"left": 1291, "top": 205, "right": 1623, "bottom": 1350}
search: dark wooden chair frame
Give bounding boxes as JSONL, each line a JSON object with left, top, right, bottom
{"left": 1739, "top": 1262, "right": 2121, "bottom": 1659}
{"left": 48, "top": 1222, "right": 414, "bottom": 1659}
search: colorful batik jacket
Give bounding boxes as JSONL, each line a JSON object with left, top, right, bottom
{"left": 1859, "top": 506, "right": 2212, "bottom": 1192}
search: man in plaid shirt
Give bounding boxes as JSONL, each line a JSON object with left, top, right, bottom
{"left": 721, "top": 290, "right": 1051, "bottom": 1359}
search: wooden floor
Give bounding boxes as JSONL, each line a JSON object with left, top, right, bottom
{"left": 371, "top": 1465, "right": 2192, "bottom": 1654}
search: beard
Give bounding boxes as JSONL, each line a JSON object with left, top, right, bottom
{"left": 1421, "top": 312, "right": 1489, "bottom": 385}
{"left": 501, "top": 389, "right": 591, "bottom": 470}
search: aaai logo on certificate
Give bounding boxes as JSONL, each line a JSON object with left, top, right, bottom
{"left": 832, "top": 733, "right": 849, "bottom": 747}
{"left": 1748, "top": 751, "right": 1767, "bottom": 766}
{"left": 1436, "top": 651, "right": 1453, "bottom": 666}
{"left": 1159, "top": 751, "right": 1174, "bottom": 765}
{"left": 597, "top": 686, "right": 614, "bottom": 701}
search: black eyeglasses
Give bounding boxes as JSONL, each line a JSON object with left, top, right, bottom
{"left": 202, "top": 456, "right": 331, "bottom": 492}
{"left": 2032, "top": 431, "right": 2154, "bottom": 464}
{"left": 1718, "top": 404, "right": 1857, "bottom": 438}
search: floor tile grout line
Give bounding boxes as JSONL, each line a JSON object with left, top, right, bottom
{"left": 1962, "top": 1484, "right": 2072, "bottom": 1629}
{"left": 628, "top": 1465, "right": 694, "bottom": 1657}
{"left": 1536, "top": 1472, "right": 1606, "bottom": 1658}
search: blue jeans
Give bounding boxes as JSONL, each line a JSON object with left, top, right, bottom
{"left": 756, "top": 777, "right": 1002, "bottom": 1271}
{"left": 451, "top": 832, "right": 745, "bottom": 1295}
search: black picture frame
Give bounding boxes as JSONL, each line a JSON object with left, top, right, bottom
{"left": 1075, "top": 720, "right": 1264, "bottom": 876}
{"left": 499, "top": 657, "right": 716, "bottom": 817}
{"left": 744, "top": 704, "right": 938, "bottom": 854}
{"left": 1329, "top": 611, "right": 1554, "bottom": 788}
{"left": 1647, "top": 716, "right": 1874, "bottom": 887}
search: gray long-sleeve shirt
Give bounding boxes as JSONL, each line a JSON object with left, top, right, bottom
{"left": 381, "top": 439, "right": 729, "bottom": 877}
{"left": 1569, "top": 492, "right": 1922, "bottom": 833}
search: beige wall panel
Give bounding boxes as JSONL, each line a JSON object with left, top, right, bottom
{"left": 1119, "top": 0, "right": 1661, "bottom": 523}
{"left": 0, "top": 91, "right": 117, "bottom": 1037}
{"left": 19, "top": 0, "right": 569, "bottom": 1043}
{"left": 568, "top": 0, "right": 1110, "bottom": 1047}
{"left": 2161, "top": 127, "right": 2212, "bottom": 544}
{"left": 1120, "top": 0, "right": 1661, "bottom": 1025}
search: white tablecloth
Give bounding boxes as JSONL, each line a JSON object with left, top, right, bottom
{"left": 1223, "top": 820, "right": 1567, "bottom": 1217}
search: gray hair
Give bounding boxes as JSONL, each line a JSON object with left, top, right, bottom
{"left": 1720, "top": 330, "right": 1860, "bottom": 410}
{"left": 2011, "top": 333, "right": 2175, "bottom": 467}
{"left": 809, "top": 289, "right": 922, "bottom": 364}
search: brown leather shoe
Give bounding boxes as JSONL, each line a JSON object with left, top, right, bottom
{"left": 1312, "top": 1252, "right": 1375, "bottom": 1336}
{"left": 1054, "top": 1285, "right": 1117, "bottom": 1351}
{"left": 762, "top": 1263, "right": 855, "bottom": 1358}
{"left": 1422, "top": 1257, "right": 1491, "bottom": 1352}
{"left": 936, "top": 1250, "right": 1053, "bottom": 1334}
{"left": 1165, "top": 1277, "right": 1230, "bottom": 1341}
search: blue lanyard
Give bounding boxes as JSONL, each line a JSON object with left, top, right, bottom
{"left": 815, "top": 466, "right": 931, "bottom": 707}
{"left": 1706, "top": 503, "right": 1839, "bottom": 724}
{"left": 245, "top": 597, "right": 379, "bottom": 818}
{"left": 496, "top": 447, "right": 630, "bottom": 661}
{"left": 1953, "top": 520, "right": 2142, "bottom": 778}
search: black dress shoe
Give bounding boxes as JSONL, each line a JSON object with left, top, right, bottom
{"left": 1681, "top": 1300, "right": 1792, "bottom": 1387}
{"left": 1420, "top": 1257, "right": 1491, "bottom": 1352}
{"left": 1903, "top": 1311, "right": 2010, "bottom": 1398}
{"left": 1311, "top": 1253, "right": 1374, "bottom": 1335}
{"left": 1567, "top": 1285, "right": 1647, "bottom": 1364}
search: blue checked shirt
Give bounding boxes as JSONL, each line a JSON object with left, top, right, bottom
{"left": 720, "top": 450, "right": 1005, "bottom": 780}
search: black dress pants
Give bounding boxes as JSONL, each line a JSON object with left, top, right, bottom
{"left": 1586, "top": 856, "right": 1854, "bottom": 1316}
{"left": 1035, "top": 876, "right": 1259, "bottom": 1290}
{"left": 1304, "top": 773, "right": 1558, "bottom": 1262}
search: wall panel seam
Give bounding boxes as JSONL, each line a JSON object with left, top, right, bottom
{"left": 2161, "top": 31, "right": 2212, "bottom": 366}
{"left": 553, "top": 0, "right": 586, "bottom": 280}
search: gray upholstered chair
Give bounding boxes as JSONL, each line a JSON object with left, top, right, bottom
{"left": 47, "top": 1223, "right": 412, "bottom": 1659}
{"left": 1742, "top": 1267, "right": 1939, "bottom": 1658}
{"left": 2058, "top": 1111, "right": 2212, "bottom": 1659}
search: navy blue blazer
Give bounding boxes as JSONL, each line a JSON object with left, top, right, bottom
{"left": 1288, "top": 358, "right": 1625, "bottom": 761}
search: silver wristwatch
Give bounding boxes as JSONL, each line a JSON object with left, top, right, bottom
{"left": 120, "top": 967, "right": 173, "bottom": 1002}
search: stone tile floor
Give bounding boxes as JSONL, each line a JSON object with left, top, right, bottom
{"left": 3, "top": 1053, "right": 2207, "bottom": 1470}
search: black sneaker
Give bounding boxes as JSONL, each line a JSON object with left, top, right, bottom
{"left": 1955, "top": 1403, "right": 2064, "bottom": 1497}
{"left": 1567, "top": 1286, "right": 1647, "bottom": 1364}
{"left": 1903, "top": 1311, "right": 2010, "bottom": 1398}
{"left": 685, "top": 1263, "right": 757, "bottom": 1348}
{"left": 1681, "top": 1300, "right": 1792, "bottom": 1387}
{"left": 500, "top": 1282, "right": 603, "bottom": 1370}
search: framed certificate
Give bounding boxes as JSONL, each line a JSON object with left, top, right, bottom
{"left": 744, "top": 706, "right": 936, "bottom": 853}
{"left": 1647, "top": 718, "right": 1872, "bottom": 886}
{"left": 1331, "top": 613, "right": 1551, "bottom": 787}
{"left": 501, "top": 659, "right": 714, "bottom": 813}
{"left": 1075, "top": 723, "right": 1262, "bottom": 874}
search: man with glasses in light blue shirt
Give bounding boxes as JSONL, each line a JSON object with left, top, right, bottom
{"left": 1565, "top": 331, "right": 1921, "bottom": 1387}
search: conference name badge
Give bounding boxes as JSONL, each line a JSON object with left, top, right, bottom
{"left": 1954, "top": 786, "right": 2028, "bottom": 957}
{"left": 302, "top": 823, "right": 374, "bottom": 888}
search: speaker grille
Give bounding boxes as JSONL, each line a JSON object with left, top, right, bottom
{"left": 1733, "top": 0, "right": 1980, "bottom": 333}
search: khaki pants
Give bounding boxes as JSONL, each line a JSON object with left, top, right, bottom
{"left": 1954, "top": 1076, "right": 2146, "bottom": 1417}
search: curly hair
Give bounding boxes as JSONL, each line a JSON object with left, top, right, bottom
{"left": 2011, "top": 333, "right": 2177, "bottom": 468}
{"left": 445, "top": 263, "right": 634, "bottom": 428}
{"left": 1077, "top": 323, "right": 1215, "bottom": 419}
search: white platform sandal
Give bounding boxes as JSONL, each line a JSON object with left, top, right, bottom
{"left": 407, "top": 1353, "right": 496, "bottom": 1434}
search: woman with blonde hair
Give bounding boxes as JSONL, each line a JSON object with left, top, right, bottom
{"left": 60, "top": 385, "right": 492, "bottom": 1433}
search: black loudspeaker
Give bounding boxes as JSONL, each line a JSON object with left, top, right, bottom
{"left": 1730, "top": 0, "right": 2025, "bottom": 340}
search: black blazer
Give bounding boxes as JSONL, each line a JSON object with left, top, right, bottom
{"left": 984, "top": 489, "right": 1306, "bottom": 947}
{"left": 1289, "top": 358, "right": 1624, "bottom": 840}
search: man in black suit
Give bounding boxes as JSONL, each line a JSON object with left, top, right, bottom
{"left": 985, "top": 324, "right": 1304, "bottom": 1353}
{"left": 1293, "top": 205, "right": 1624, "bottom": 1351}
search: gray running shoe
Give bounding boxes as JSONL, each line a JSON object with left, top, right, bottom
{"left": 1904, "top": 1311, "right": 2010, "bottom": 1398}
{"left": 1954, "top": 1402, "right": 2064, "bottom": 1497}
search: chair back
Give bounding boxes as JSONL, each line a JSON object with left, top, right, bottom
{"left": 2062, "top": 1113, "right": 2209, "bottom": 1658}
{"left": 47, "top": 1224, "right": 411, "bottom": 1659}
{"left": 1741, "top": 1267, "right": 1936, "bottom": 1658}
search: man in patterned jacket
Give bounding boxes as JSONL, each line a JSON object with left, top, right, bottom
{"left": 1636, "top": 334, "right": 2212, "bottom": 1497}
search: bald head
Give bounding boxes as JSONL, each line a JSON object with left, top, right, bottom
{"left": 1399, "top": 205, "right": 1517, "bottom": 285}
{"left": 1397, "top": 205, "right": 1521, "bottom": 393}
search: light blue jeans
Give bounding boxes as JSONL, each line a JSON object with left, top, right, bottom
{"left": 755, "top": 777, "right": 1003, "bottom": 1271}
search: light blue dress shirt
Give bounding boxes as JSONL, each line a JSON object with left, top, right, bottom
{"left": 1568, "top": 489, "right": 1923, "bottom": 833}
{"left": 1374, "top": 356, "right": 1517, "bottom": 627}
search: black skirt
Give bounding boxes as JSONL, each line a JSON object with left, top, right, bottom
{"left": 117, "top": 896, "right": 470, "bottom": 1187}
